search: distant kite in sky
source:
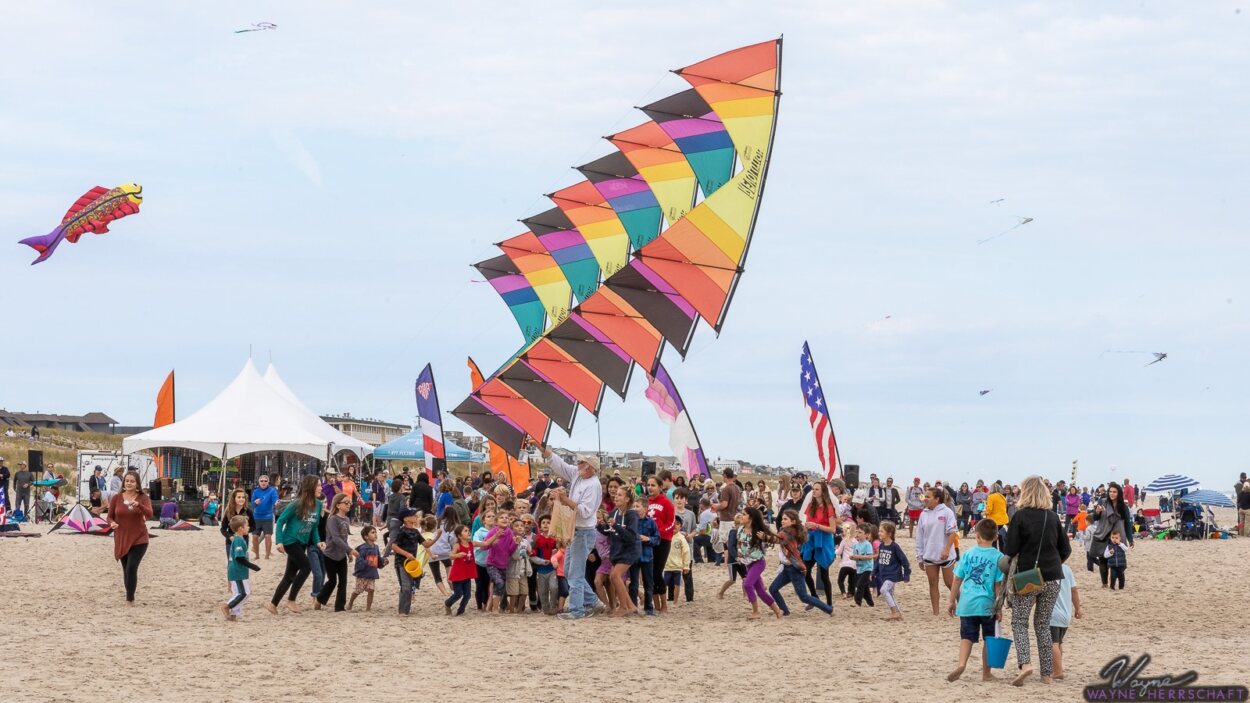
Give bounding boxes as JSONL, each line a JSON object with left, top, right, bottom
{"left": 989, "top": 198, "right": 1005, "bottom": 205}
{"left": 978, "top": 216, "right": 1034, "bottom": 245}
{"left": 1101, "top": 350, "right": 1168, "bottom": 367}
{"left": 979, "top": 389, "right": 992, "bottom": 396}
{"left": 18, "top": 183, "right": 143, "bottom": 265}
{"left": 234, "top": 22, "right": 277, "bottom": 33}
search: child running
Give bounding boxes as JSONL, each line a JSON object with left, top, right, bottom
{"left": 768, "top": 509, "right": 832, "bottom": 615}
{"left": 1049, "top": 558, "right": 1082, "bottom": 679}
{"left": 348, "top": 525, "right": 384, "bottom": 611}
{"left": 873, "top": 521, "right": 911, "bottom": 620}
{"left": 835, "top": 522, "right": 858, "bottom": 599}
{"left": 391, "top": 508, "right": 435, "bottom": 617}
{"left": 738, "top": 507, "right": 783, "bottom": 620}
{"left": 947, "top": 518, "right": 1005, "bottom": 682}
{"left": 444, "top": 526, "right": 476, "bottom": 616}
{"left": 850, "top": 524, "right": 876, "bottom": 607}
{"left": 222, "top": 515, "right": 261, "bottom": 621}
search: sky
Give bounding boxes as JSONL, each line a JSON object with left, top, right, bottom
{"left": 1, "top": 2, "right": 1247, "bottom": 491}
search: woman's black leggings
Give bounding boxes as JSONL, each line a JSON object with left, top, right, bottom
{"left": 270, "top": 542, "right": 311, "bottom": 606}
{"left": 803, "top": 560, "right": 833, "bottom": 604}
{"left": 837, "top": 566, "right": 857, "bottom": 595}
{"left": 651, "top": 539, "right": 672, "bottom": 595}
{"left": 120, "top": 543, "right": 148, "bottom": 602}
{"left": 316, "top": 555, "right": 348, "bottom": 611}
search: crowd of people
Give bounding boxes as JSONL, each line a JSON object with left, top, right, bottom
{"left": 99, "top": 456, "right": 1238, "bottom": 687}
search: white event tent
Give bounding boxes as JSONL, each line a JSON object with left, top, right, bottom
{"left": 123, "top": 360, "right": 374, "bottom": 462}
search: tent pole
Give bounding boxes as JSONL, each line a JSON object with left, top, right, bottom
{"left": 219, "top": 443, "right": 228, "bottom": 500}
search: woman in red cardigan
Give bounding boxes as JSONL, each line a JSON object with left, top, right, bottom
{"left": 108, "top": 470, "right": 153, "bottom": 605}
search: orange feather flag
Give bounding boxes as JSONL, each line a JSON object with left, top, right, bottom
{"left": 154, "top": 370, "right": 175, "bottom": 427}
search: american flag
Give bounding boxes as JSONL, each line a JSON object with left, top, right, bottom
{"left": 801, "top": 342, "right": 841, "bottom": 480}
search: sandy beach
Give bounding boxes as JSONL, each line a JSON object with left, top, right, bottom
{"left": 3, "top": 510, "right": 1247, "bottom": 702}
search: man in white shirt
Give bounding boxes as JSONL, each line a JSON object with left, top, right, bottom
{"left": 536, "top": 443, "right": 606, "bottom": 620}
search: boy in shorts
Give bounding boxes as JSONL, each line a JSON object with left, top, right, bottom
{"left": 506, "top": 517, "right": 533, "bottom": 613}
{"left": 947, "top": 519, "right": 1004, "bottom": 682}
{"left": 349, "top": 525, "right": 386, "bottom": 611}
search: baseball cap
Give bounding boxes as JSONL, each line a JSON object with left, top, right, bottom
{"left": 576, "top": 454, "right": 601, "bottom": 471}
{"left": 400, "top": 508, "right": 418, "bottom": 519}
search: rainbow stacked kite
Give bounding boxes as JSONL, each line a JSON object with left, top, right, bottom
{"left": 455, "top": 40, "right": 782, "bottom": 473}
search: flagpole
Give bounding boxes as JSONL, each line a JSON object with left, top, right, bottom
{"left": 804, "top": 342, "right": 843, "bottom": 479}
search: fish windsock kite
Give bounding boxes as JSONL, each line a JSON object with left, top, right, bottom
{"left": 19, "top": 183, "right": 143, "bottom": 265}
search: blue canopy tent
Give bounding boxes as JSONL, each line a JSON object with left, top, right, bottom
{"left": 373, "top": 429, "right": 486, "bottom": 463}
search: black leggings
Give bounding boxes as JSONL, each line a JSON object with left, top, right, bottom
{"left": 270, "top": 542, "right": 311, "bottom": 606}
{"left": 316, "top": 555, "right": 349, "bottom": 611}
{"left": 429, "top": 558, "right": 450, "bottom": 584}
{"left": 1096, "top": 555, "right": 1110, "bottom": 586}
{"left": 803, "top": 560, "right": 834, "bottom": 604}
{"left": 119, "top": 543, "right": 148, "bottom": 602}
{"left": 651, "top": 539, "right": 672, "bottom": 595}
{"left": 837, "top": 566, "right": 857, "bottom": 594}
{"left": 475, "top": 564, "right": 491, "bottom": 609}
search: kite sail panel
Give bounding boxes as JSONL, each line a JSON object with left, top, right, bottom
{"left": 643, "top": 364, "right": 709, "bottom": 478}
{"left": 454, "top": 39, "right": 781, "bottom": 455}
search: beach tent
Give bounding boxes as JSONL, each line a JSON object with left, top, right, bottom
{"left": 48, "top": 504, "right": 111, "bottom": 535}
{"left": 123, "top": 360, "right": 373, "bottom": 462}
{"left": 374, "top": 429, "right": 486, "bottom": 462}
{"left": 1145, "top": 474, "right": 1200, "bottom": 493}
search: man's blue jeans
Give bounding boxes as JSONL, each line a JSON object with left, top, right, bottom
{"left": 566, "top": 526, "right": 603, "bottom": 615}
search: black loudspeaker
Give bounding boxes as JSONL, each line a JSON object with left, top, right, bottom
{"left": 641, "top": 460, "right": 657, "bottom": 478}
{"left": 184, "top": 485, "right": 198, "bottom": 501}
{"left": 27, "top": 450, "right": 44, "bottom": 475}
{"left": 149, "top": 480, "right": 163, "bottom": 502}
{"left": 432, "top": 458, "right": 447, "bottom": 474}
{"left": 843, "top": 464, "right": 860, "bottom": 490}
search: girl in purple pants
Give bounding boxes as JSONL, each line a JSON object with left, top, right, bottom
{"left": 739, "top": 508, "right": 783, "bottom": 619}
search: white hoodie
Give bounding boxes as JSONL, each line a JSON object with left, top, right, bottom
{"left": 915, "top": 503, "right": 957, "bottom": 563}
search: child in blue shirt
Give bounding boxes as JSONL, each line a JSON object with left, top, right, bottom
{"left": 850, "top": 524, "right": 876, "bottom": 607}
{"left": 630, "top": 500, "right": 659, "bottom": 616}
{"left": 348, "top": 525, "right": 386, "bottom": 611}
{"left": 947, "top": 519, "right": 1005, "bottom": 682}
{"left": 1049, "top": 561, "right": 1082, "bottom": 680}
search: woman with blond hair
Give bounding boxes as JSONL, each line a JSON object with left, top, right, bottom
{"left": 1003, "top": 475, "right": 1072, "bottom": 686}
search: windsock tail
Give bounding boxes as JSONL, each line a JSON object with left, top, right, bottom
{"left": 19, "top": 227, "right": 65, "bottom": 265}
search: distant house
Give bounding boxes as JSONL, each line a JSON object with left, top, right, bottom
{"left": 443, "top": 430, "right": 485, "bottom": 454}
{"left": 0, "top": 410, "right": 118, "bottom": 434}
{"left": 320, "top": 413, "right": 410, "bottom": 446}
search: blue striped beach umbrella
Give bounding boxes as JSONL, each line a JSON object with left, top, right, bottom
{"left": 1144, "top": 474, "right": 1200, "bottom": 493}
{"left": 1177, "top": 489, "right": 1235, "bottom": 509}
